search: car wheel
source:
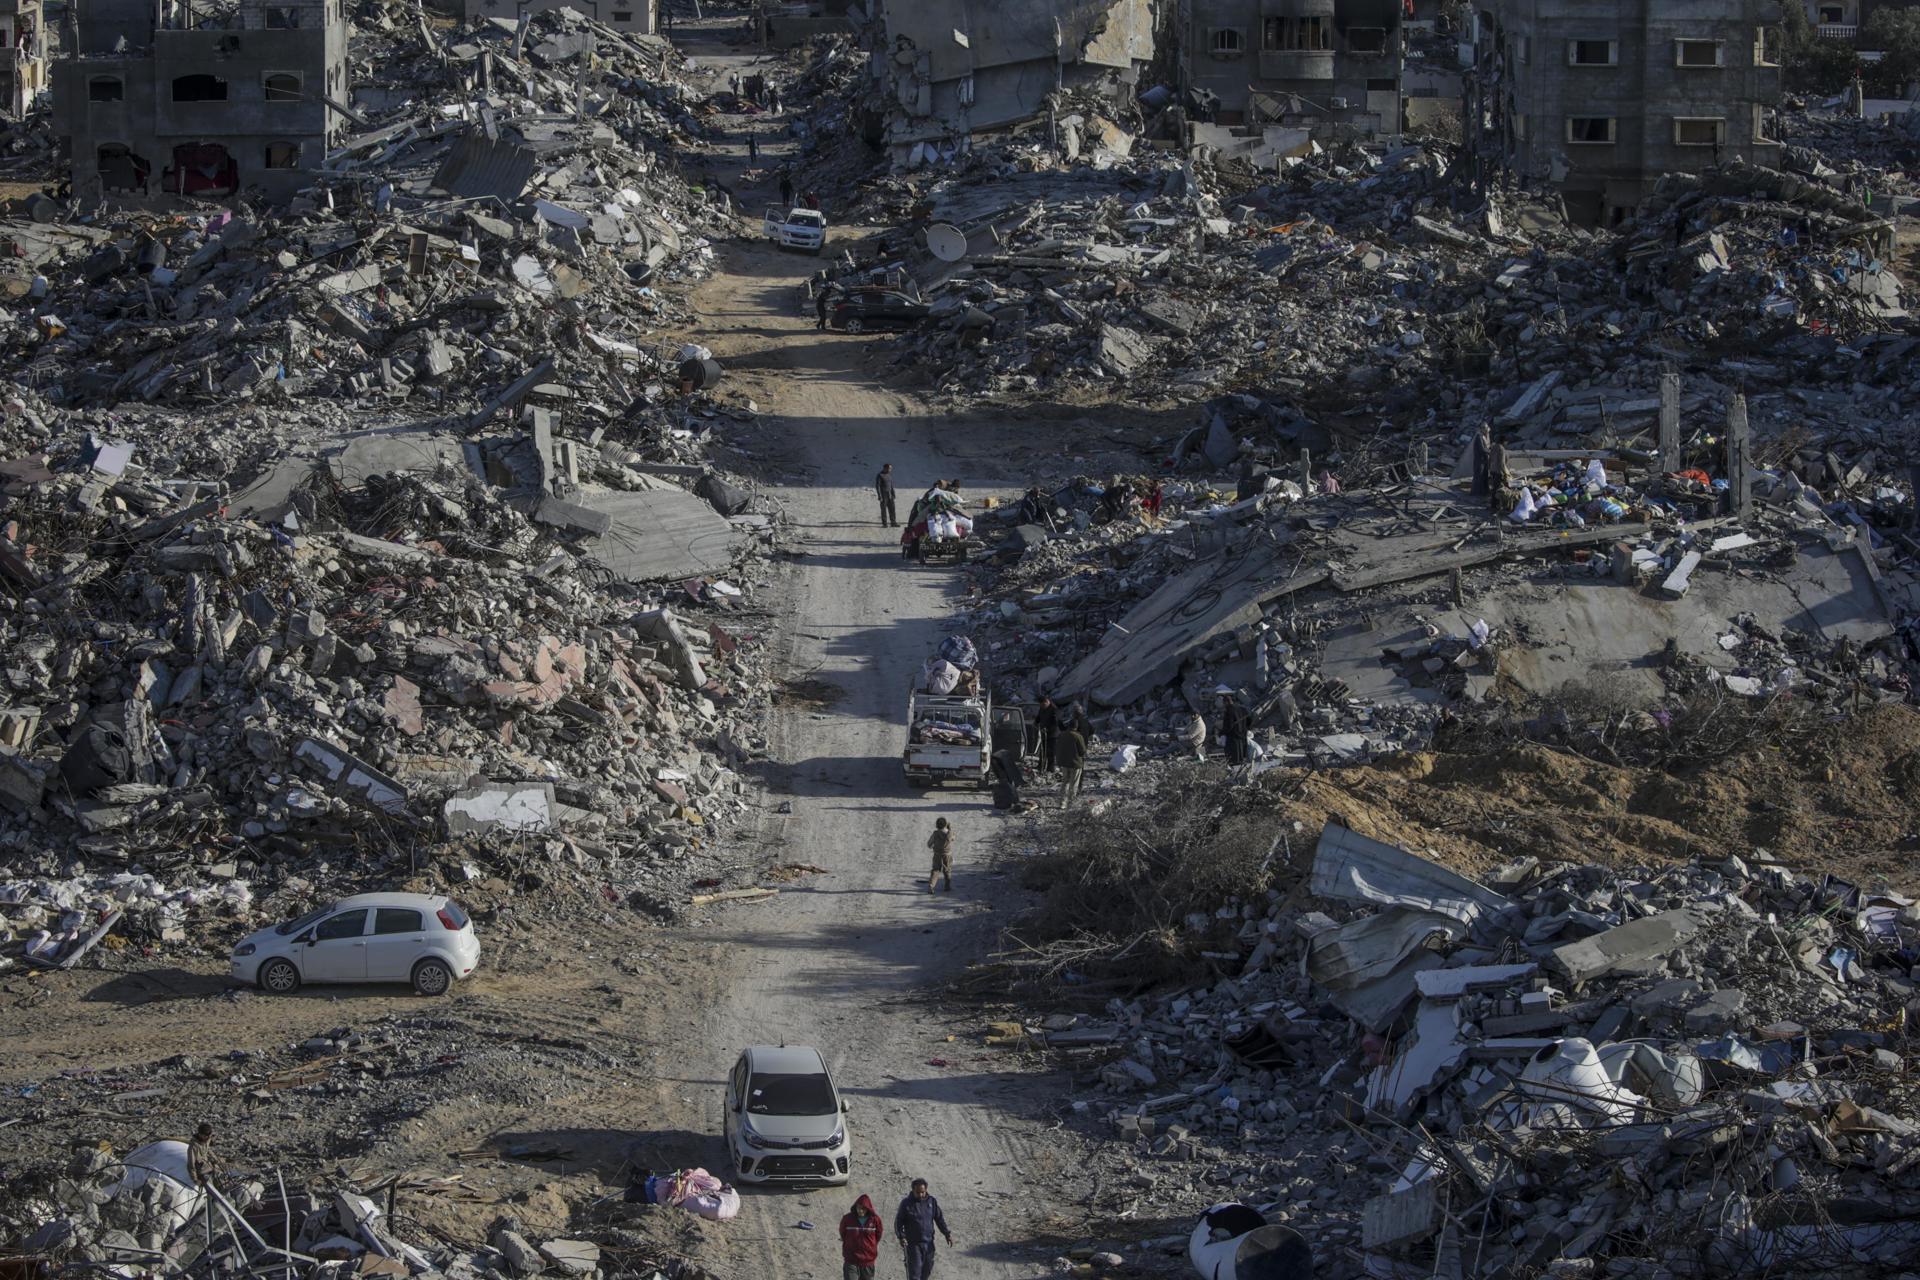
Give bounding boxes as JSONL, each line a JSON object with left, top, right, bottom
{"left": 412, "top": 958, "right": 453, "bottom": 996}
{"left": 258, "top": 958, "right": 300, "bottom": 995}
{"left": 844, "top": 317, "right": 864, "bottom": 334}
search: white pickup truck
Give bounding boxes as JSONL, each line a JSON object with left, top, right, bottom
{"left": 763, "top": 206, "right": 827, "bottom": 254}
{"left": 904, "top": 686, "right": 989, "bottom": 789}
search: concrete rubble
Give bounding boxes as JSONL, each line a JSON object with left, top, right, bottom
{"left": 1022, "top": 818, "right": 1920, "bottom": 1277}
{"left": 0, "top": 1134, "right": 706, "bottom": 1280}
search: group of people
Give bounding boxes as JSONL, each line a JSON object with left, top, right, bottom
{"left": 1182, "top": 688, "right": 1254, "bottom": 765}
{"left": 725, "top": 70, "right": 782, "bottom": 114}
{"left": 1027, "top": 696, "right": 1092, "bottom": 809}
{"left": 839, "top": 1180, "right": 955, "bottom": 1280}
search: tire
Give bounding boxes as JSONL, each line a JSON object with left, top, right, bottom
{"left": 412, "top": 958, "right": 453, "bottom": 996}
{"left": 258, "top": 958, "right": 300, "bottom": 995}
{"left": 844, "top": 317, "right": 865, "bottom": 334}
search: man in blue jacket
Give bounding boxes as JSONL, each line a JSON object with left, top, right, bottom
{"left": 893, "top": 1178, "right": 953, "bottom": 1279}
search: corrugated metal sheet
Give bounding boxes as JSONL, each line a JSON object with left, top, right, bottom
{"left": 433, "top": 131, "right": 538, "bottom": 201}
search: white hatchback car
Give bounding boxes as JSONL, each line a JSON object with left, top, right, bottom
{"left": 230, "top": 892, "right": 480, "bottom": 996}
{"left": 723, "top": 1045, "right": 852, "bottom": 1185}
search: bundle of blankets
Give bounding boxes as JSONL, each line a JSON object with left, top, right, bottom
{"left": 628, "top": 1168, "right": 741, "bottom": 1220}
{"left": 903, "top": 484, "right": 974, "bottom": 545}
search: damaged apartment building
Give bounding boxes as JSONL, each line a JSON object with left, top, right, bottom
{"left": 53, "top": 0, "right": 349, "bottom": 203}
{"left": 863, "top": 0, "right": 1155, "bottom": 165}
{"left": 1, "top": 0, "right": 47, "bottom": 116}
{"left": 1473, "top": 0, "right": 1785, "bottom": 224}
{"left": 461, "top": 0, "right": 656, "bottom": 36}
{"left": 1175, "top": 0, "right": 1405, "bottom": 148}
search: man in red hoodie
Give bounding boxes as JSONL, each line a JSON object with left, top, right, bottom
{"left": 839, "top": 1194, "right": 883, "bottom": 1280}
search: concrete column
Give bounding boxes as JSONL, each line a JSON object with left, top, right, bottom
{"left": 1659, "top": 371, "right": 1680, "bottom": 474}
{"left": 1726, "top": 395, "right": 1750, "bottom": 518}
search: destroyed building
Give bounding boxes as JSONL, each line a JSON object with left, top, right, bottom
{"left": 0, "top": 0, "right": 46, "bottom": 116}
{"left": 461, "top": 0, "right": 656, "bottom": 36}
{"left": 1175, "top": 0, "right": 1405, "bottom": 143}
{"left": 52, "top": 0, "right": 350, "bottom": 203}
{"left": 863, "top": 0, "right": 1155, "bottom": 165}
{"left": 1474, "top": 0, "right": 1786, "bottom": 224}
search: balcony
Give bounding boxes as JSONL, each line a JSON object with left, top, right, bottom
{"left": 1816, "top": 23, "right": 1857, "bottom": 39}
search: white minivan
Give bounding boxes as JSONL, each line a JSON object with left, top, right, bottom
{"left": 231, "top": 892, "right": 480, "bottom": 996}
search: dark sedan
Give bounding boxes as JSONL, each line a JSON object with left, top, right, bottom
{"left": 830, "top": 290, "right": 931, "bottom": 334}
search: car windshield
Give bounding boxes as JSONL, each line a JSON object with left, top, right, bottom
{"left": 747, "top": 1071, "right": 837, "bottom": 1116}
{"left": 274, "top": 904, "right": 335, "bottom": 936}
{"left": 791, "top": 212, "right": 825, "bottom": 227}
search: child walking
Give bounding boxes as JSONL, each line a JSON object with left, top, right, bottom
{"left": 926, "top": 818, "right": 954, "bottom": 894}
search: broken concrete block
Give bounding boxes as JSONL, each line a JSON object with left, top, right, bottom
{"left": 1548, "top": 910, "right": 1700, "bottom": 984}
{"left": 442, "top": 780, "right": 556, "bottom": 836}
{"left": 1659, "top": 550, "right": 1702, "bottom": 598}
{"left": 536, "top": 1242, "right": 598, "bottom": 1277}
{"left": 492, "top": 1230, "right": 544, "bottom": 1276}
{"left": 293, "top": 736, "right": 411, "bottom": 815}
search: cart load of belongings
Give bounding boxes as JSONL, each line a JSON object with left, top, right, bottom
{"left": 903, "top": 486, "right": 972, "bottom": 545}
{"left": 936, "top": 634, "right": 978, "bottom": 670}
{"left": 910, "top": 712, "right": 982, "bottom": 745}
{"left": 628, "top": 1167, "right": 741, "bottom": 1220}
{"left": 920, "top": 657, "right": 981, "bottom": 697}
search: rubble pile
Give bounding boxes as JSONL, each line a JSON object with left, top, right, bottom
{"left": 3, "top": 5, "right": 732, "bottom": 457}
{"left": 839, "top": 138, "right": 1915, "bottom": 422}
{"left": 0, "top": 413, "right": 781, "bottom": 918}
{"left": 1034, "top": 819, "right": 1920, "bottom": 1277}
{"left": 0, "top": 1135, "right": 709, "bottom": 1280}
{"left": 949, "top": 434, "right": 1916, "bottom": 766}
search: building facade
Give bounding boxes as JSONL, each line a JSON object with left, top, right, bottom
{"left": 1, "top": 0, "right": 47, "bottom": 116}
{"left": 461, "top": 0, "right": 656, "bottom": 36}
{"left": 866, "top": 0, "right": 1156, "bottom": 164}
{"left": 1177, "top": 0, "right": 1404, "bottom": 139}
{"left": 1477, "top": 0, "right": 1784, "bottom": 224}
{"left": 55, "top": 0, "right": 350, "bottom": 204}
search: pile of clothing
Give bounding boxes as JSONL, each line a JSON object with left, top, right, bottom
{"left": 920, "top": 636, "right": 981, "bottom": 696}
{"left": 629, "top": 1168, "right": 740, "bottom": 1221}
{"left": 1510, "top": 458, "right": 1636, "bottom": 526}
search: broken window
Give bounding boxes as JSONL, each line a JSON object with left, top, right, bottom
{"left": 1209, "top": 27, "right": 1243, "bottom": 56}
{"left": 1567, "top": 39, "right": 1617, "bottom": 66}
{"left": 1675, "top": 39, "right": 1722, "bottom": 67}
{"left": 1756, "top": 104, "right": 1780, "bottom": 141}
{"left": 957, "top": 74, "right": 974, "bottom": 105}
{"left": 1756, "top": 26, "right": 1782, "bottom": 66}
{"left": 1347, "top": 26, "right": 1388, "bottom": 55}
{"left": 88, "top": 75, "right": 123, "bottom": 101}
{"left": 611, "top": 8, "right": 632, "bottom": 20}
{"left": 1276, "top": 16, "right": 1330, "bottom": 51}
{"left": 1262, "top": 18, "right": 1282, "bottom": 50}
{"left": 166, "top": 142, "right": 238, "bottom": 195}
{"left": 171, "top": 73, "right": 228, "bottom": 101}
{"left": 265, "top": 5, "right": 300, "bottom": 26}
{"left": 1673, "top": 117, "right": 1726, "bottom": 146}
{"left": 1818, "top": 4, "right": 1845, "bottom": 22}
{"left": 264, "top": 141, "right": 299, "bottom": 168}
{"left": 1566, "top": 116, "right": 1616, "bottom": 143}
{"left": 97, "top": 143, "right": 150, "bottom": 193}
{"left": 264, "top": 71, "right": 301, "bottom": 100}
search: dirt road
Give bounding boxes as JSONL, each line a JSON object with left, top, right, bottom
{"left": 650, "top": 218, "right": 1074, "bottom": 1274}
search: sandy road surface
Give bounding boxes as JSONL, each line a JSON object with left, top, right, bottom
{"left": 644, "top": 218, "right": 1079, "bottom": 1275}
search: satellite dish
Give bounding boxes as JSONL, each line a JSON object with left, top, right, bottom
{"left": 925, "top": 222, "right": 967, "bottom": 263}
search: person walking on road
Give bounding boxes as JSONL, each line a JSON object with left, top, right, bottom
{"left": 839, "top": 1194, "right": 884, "bottom": 1280}
{"left": 1032, "top": 695, "right": 1058, "bottom": 772}
{"left": 876, "top": 463, "right": 898, "bottom": 527}
{"left": 1218, "top": 687, "right": 1250, "bottom": 766}
{"left": 747, "top": 131, "right": 759, "bottom": 161}
{"left": 926, "top": 818, "right": 953, "bottom": 893}
{"left": 1056, "top": 723, "right": 1087, "bottom": 809}
{"left": 779, "top": 172, "right": 795, "bottom": 209}
{"left": 894, "top": 1179, "right": 953, "bottom": 1280}
{"left": 817, "top": 285, "right": 836, "bottom": 331}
